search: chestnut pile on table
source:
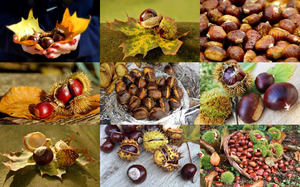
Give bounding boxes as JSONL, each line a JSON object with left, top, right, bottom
{"left": 115, "top": 67, "right": 184, "bottom": 121}
{"left": 21, "top": 28, "right": 65, "bottom": 49}
{"left": 238, "top": 72, "right": 298, "bottom": 123}
{"left": 227, "top": 131, "right": 295, "bottom": 184}
{"left": 200, "top": 0, "right": 300, "bottom": 62}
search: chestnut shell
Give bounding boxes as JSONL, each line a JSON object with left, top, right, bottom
{"left": 264, "top": 82, "right": 298, "bottom": 110}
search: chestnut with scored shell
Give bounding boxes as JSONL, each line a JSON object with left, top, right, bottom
{"left": 133, "top": 107, "right": 148, "bottom": 119}
{"left": 149, "top": 107, "right": 165, "bottom": 120}
{"left": 238, "top": 92, "right": 264, "bottom": 123}
{"left": 264, "top": 82, "right": 298, "bottom": 110}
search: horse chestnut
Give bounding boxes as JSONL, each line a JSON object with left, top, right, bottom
{"left": 68, "top": 79, "right": 83, "bottom": 97}
{"left": 238, "top": 92, "right": 264, "bottom": 123}
{"left": 105, "top": 125, "right": 120, "bottom": 136}
{"left": 264, "top": 82, "right": 298, "bottom": 110}
{"left": 181, "top": 163, "right": 197, "bottom": 180}
{"left": 127, "top": 164, "right": 147, "bottom": 183}
{"left": 34, "top": 102, "right": 54, "bottom": 119}
{"left": 140, "top": 9, "right": 157, "bottom": 22}
{"left": 33, "top": 146, "right": 53, "bottom": 165}
{"left": 255, "top": 72, "right": 274, "bottom": 93}
{"left": 100, "top": 137, "right": 115, "bottom": 153}
{"left": 110, "top": 131, "right": 124, "bottom": 143}
{"left": 40, "top": 37, "right": 54, "bottom": 49}
{"left": 122, "top": 125, "right": 137, "bottom": 133}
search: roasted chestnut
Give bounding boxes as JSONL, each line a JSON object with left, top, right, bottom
{"left": 173, "top": 86, "right": 183, "bottom": 99}
{"left": 127, "top": 164, "right": 147, "bottom": 183}
{"left": 164, "top": 64, "right": 174, "bottom": 75}
{"left": 137, "top": 88, "right": 147, "bottom": 100}
{"left": 238, "top": 92, "right": 264, "bottom": 123}
{"left": 130, "top": 69, "right": 142, "bottom": 79}
{"left": 128, "top": 96, "right": 141, "bottom": 111}
{"left": 128, "top": 84, "right": 138, "bottom": 95}
{"left": 143, "top": 67, "right": 155, "bottom": 75}
{"left": 156, "top": 77, "right": 166, "bottom": 87}
{"left": 117, "top": 90, "right": 131, "bottom": 104}
{"left": 148, "top": 89, "right": 162, "bottom": 100}
{"left": 159, "top": 98, "right": 170, "bottom": 113}
{"left": 161, "top": 86, "right": 171, "bottom": 99}
{"left": 166, "top": 77, "right": 178, "bottom": 88}
{"left": 264, "top": 82, "right": 298, "bottom": 110}
{"left": 123, "top": 74, "right": 135, "bottom": 86}
{"left": 149, "top": 107, "right": 166, "bottom": 120}
{"left": 115, "top": 80, "right": 127, "bottom": 93}
{"left": 146, "top": 83, "right": 158, "bottom": 90}
{"left": 135, "top": 78, "right": 147, "bottom": 88}
{"left": 133, "top": 107, "right": 148, "bottom": 119}
{"left": 255, "top": 72, "right": 274, "bottom": 93}
{"left": 169, "top": 97, "right": 181, "bottom": 110}
{"left": 145, "top": 72, "right": 156, "bottom": 83}
{"left": 142, "top": 97, "right": 156, "bottom": 111}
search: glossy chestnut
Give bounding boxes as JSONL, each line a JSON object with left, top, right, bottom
{"left": 255, "top": 72, "right": 274, "bottom": 93}
{"left": 238, "top": 92, "right": 264, "bottom": 123}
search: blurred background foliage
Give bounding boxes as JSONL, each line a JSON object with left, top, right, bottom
{"left": 100, "top": 0, "right": 199, "bottom": 23}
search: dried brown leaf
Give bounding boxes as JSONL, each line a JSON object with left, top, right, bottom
{"left": 220, "top": 126, "right": 229, "bottom": 150}
{"left": 230, "top": 153, "right": 242, "bottom": 164}
{"left": 295, "top": 151, "right": 300, "bottom": 163}
{"left": 251, "top": 180, "right": 264, "bottom": 187}
{"left": 204, "top": 171, "right": 218, "bottom": 187}
{"left": 265, "top": 157, "right": 277, "bottom": 167}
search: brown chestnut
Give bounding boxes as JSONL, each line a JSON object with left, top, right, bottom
{"left": 121, "top": 125, "right": 137, "bottom": 133}
{"left": 110, "top": 131, "right": 124, "bottom": 143}
{"left": 40, "top": 37, "right": 54, "bottom": 49}
{"left": 133, "top": 107, "right": 148, "bottom": 119}
{"left": 135, "top": 78, "right": 147, "bottom": 88}
{"left": 173, "top": 86, "right": 183, "bottom": 99}
{"left": 142, "top": 97, "right": 155, "bottom": 111}
{"left": 105, "top": 125, "right": 121, "bottom": 136}
{"left": 169, "top": 97, "right": 181, "bottom": 110}
{"left": 146, "top": 83, "right": 158, "bottom": 90}
{"left": 149, "top": 107, "right": 166, "bottom": 120}
{"left": 264, "top": 82, "right": 298, "bottom": 110}
{"left": 238, "top": 92, "right": 264, "bottom": 123}
{"left": 117, "top": 90, "right": 131, "bottom": 104}
{"left": 127, "top": 164, "right": 147, "bottom": 184}
{"left": 143, "top": 67, "right": 155, "bottom": 75}
{"left": 100, "top": 137, "right": 115, "bottom": 153}
{"left": 164, "top": 64, "right": 174, "bottom": 75}
{"left": 166, "top": 77, "right": 178, "bottom": 88}
{"left": 148, "top": 89, "right": 162, "bottom": 100}
{"left": 255, "top": 72, "right": 274, "bottom": 93}
{"left": 128, "top": 96, "right": 141, "bottom": 111}
{"left": 161, "top": 86, "right": 171, "bottom": 99}
{"left": 128, "top": 84, "right": 138, "bottom": 95}
{"left": 115, "top": 80, "right": 127, "bottom": 93}
{"left": 129, "top": 131, "right": 144, "bottom": 143}
{"left": 156, "top": 77, "right": 166, "bottom": 87}
{"left": 159, "top": 98, "right": 170, "bottom": 113}
{"left": 123, "top": 74, "right": 135, "bottom": 86}
{"left": 137, "top": 88, "right": 147, "bottom": 100}
{"left": 130, "top": 69, "right": 142, "bottom": 79}
{"left": 53, "top": 32, "right": 65, "bottom": 42}
{"left": 145, "top": 72, "right": 156, "bottom": 83}
{"left": 33, "top": 146, "right": 53, "bottom": 165}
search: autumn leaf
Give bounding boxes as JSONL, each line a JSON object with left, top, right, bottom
{"left": 265, "top": 157, "right": 277, "bottom": 167}
{"left": 0, "top": 87, "right": 100, "bottom": 121}
{"left": 38, "top": 161, "right": 66, "bottom": 179}
{"left": 210, "top": 152, "right": 220, "bottom": 166}
{"left": 295, "top": 151, "right": 300, "bottom": 163}
{"left": 75, "top": 148, "right": 95, "bottom": 166}
{"left": 251, "top": 180, "right": 264, "bottom": 187}
{"left": 204, "top": 171, "right": 218, "bottom": 187}
{"left": 1, "top": 149, "right": 35, "bottom": 171}
{"left": 107, "top": 15, "right": 189, "bottom": 59}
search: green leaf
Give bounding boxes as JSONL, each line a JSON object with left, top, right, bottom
{"left": 38, "top": 161, "right": 66, "bottom": 179}
{"left": 241, "top": 63, "right": 257, "bottom": 72}
{"left": 267, "top": 64, "right": 296, "bottom": 83}
{"left": 181, "top": 125, "right": 200, "bottom": 142}
{"left": 1, "top": 149, "right": 35, "bottom": 171}
{"left": 107, "top": 15, "right": 188, "bottom": 59}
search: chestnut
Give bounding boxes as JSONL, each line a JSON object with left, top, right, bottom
{"left": 145, "top": 72, "right": 156, "bottom": 83}
{"left": 180, "top": 163, "right": 197, "bottom": 180}
{"left": 169, "top": 97, "right": 181, "bottom": 110}
{"left": 130, "top": 69, "right": 142, "bottom": 79}
{"left": 34, "top": 102, "right": 54, "bottom": 119}
{"left": 121, "top": 125, "right": 137, "bottom": 133}
{"left": 238, "top": 92, "right": 264, "bottom": 123}
{"left": 127, "top": 164, "right": 147, "bottom": 184}
{"left": 146, "top": 83, "right": 158, "bottom": 90}
{"left": 148, "top": 89, "right": 162, "bottom": 100}
{"left": 159, "top": 98, "right": 170, "bottom": 113}
{"left": 27, "top": 35, "right": 39, "bottom": 41}
{"left": 166, "top": 77, "right": 178, "bottom": 88}
{"left": 135, "top": 78, "right": 147, "bottom": 88}
{"left": 129, "top": 131, "right": 144, "bottom": 143}
{"left": 115, "top": 80, "right": 127, "bottom": 93}
{"left": 161, "top": 86, "right": 171, "bottom": 99}
{"left": 100, "top": 137, "right": 115, "bottom": 153}
{"left": 117, "top": 90, "right": 131, "bottom": 104}
{"left": 156, "top": 77, "right": 166, "bottom": 87}
{"left": 128, "top": 96, "right": 141, "bottom": 111}
{"left": 173, "top": 86, "right": 183, "bottom": 99}
{"left": 149, "top": 107, "right": 166, "bottom": 120}
{"left": 40, "top": 37, "right": 54, "bottom": 49}
{"left": 110, "top": 131, "right": 124, "bottom": 143}
{"left": 53, "top": 32, "right": 65, "bottom": 42}
{"left": 33, "top": 146, "right": 54, "bottom": 165}
{"left": 142, "top": 97, "right": 155, "bottom": 111}
{"left": 164, "top": 64, "right": 174, "bottom": 75}
{"left": 137, "top": 88, "right": 147, "bottom": 100}
{"left": 264, "top": 82, "right": 298, "bottom": 110}
{"left": 105, "top": 125, "right": 121, "bottom": 136}
{"left": 144, "top": 125, "right": 161, "bottom": 131}
{"left": 143, "top": 67, "right": 155, "bottom": 75}
{"left": 255, "top": 72, "right": 274, "bottom": 93}
{"left": 128, "top": 84, "right": 138, "bottom": 95}
{"left": 123, "top": 74, "right": 135, "bottom": 86}
{"left": 132, "top": 107, "right": 148, "bottom": 119}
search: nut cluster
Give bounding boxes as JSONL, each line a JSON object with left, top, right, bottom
{"left": 201, "top": 0, "right": 300, "bottom": 62}
{"left": 115, "top": 67, "right": 183, "bottom": 121}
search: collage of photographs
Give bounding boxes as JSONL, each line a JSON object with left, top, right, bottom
{"left": 0, "top": 0, "right": 299, "bottom": 187}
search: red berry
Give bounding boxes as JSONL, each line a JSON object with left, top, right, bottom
{"left": 292, "top": 140, "right": 296, "bottom": 144}
{"left": 68, "top": 79, "right": 83, "bottom": 97}
{"left": 55, "top": 85, "right": 71, "bottom": 104}
{"left": 34, "top": 102, "right": 54, "bottom": 118}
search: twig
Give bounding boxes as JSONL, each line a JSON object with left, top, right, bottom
{"left": 283, "top": 153, "right": 291, "bottom": 161}
{"left": 186, "top": 142, "right": 192, "bottom": 163}
{"left": 200, "top": 139, "right": 216, "bottom": 154}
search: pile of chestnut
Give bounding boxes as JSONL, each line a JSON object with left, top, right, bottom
{"left": 226, "top": 131, "right": 295, "bottom": 184}
{"left": 238, "top": 72, "right": 298, "bottom": 123}
{"left": 21, "top": 28, "right": 65, "bottom": 49}
{"left": 115, "top": 67, "right": 184, "bottom": 121}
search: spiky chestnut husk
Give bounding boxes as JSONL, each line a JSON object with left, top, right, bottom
{"left": 213, "top": 63, "right": 253, "bottom": 97}
{"left": 200, "top": 88, "right": 232, "bottom": 125}
{"left": 143, "top": 130, "right": 168, "bottom": 153}
{"left": 153, "top": 144, "right": 181, "bottom": 172}
{"left": 220, "top": 171, "right": 235, "bottom": 185}
{"left": 200, "top": 155, "right": 213, "bottom": 169}
{"left": 162, "top": 125, "right": 183, "bottom": 139}
{"left": 118, "top": 139, "right": 140, "bottom": 161}
{"left": 268, "top": 143, "right": 283, "bottom": 158}
{"left": 159, "top": 17, "right": 177, "bottom": 40}
{"left": 56, "top": 147, "right": 79, "bottom": 167}
{"left": 200, "top": 148, "right": 207, "bottom": 156}
{"left": 243, "top": 124, "right": 259, "bottom": 130}
{"left": 253, "top": 144, "right": 268, "bottom": 158}
{"left": 249, "top": 130, "right": 268, "bottom": 145}
{"left": 201, "top": 129, "right": 220, "bottom": 144}
{"left": 268, "top": 127, "right": 281, "bottom": 140}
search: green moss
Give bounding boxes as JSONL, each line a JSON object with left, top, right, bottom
{"left": 221, "top": 171, "right": 235, "bottom": 185}
{"left": 200, "top": 148, "right": 207, "bottom": 155}
{"left": 249, "top": 130, "right": 268, "bottom": 145}
{"left": 253, "top": 144, "right": 268, "bottom": 158}
{"left": 268, "top": 127, "right": 281, "bottom": 140}
{"left": 243, "top": 125, "right": 257, "bottom": 130}
{"left": 201, "top": 131, "right": 215, "bottom": 144}
{"left": 200, "top": 155, "right": 213, "bottom": 170}
{"left": 274, "top": 125, "right": 283, "bottom": 131}
{"left": 268, "top": 143, "right": 283, "bottom": 158}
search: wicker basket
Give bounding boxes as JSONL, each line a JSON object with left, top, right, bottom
{"left": 223, "top": 130, "right": 252, "bottom": 179}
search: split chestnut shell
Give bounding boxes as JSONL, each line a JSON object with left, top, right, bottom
{"left": 264, "top": 82, "right": 298, "bottom": 110}
{"left": 23, "top": 132, "right": 47, "bottom": 152}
